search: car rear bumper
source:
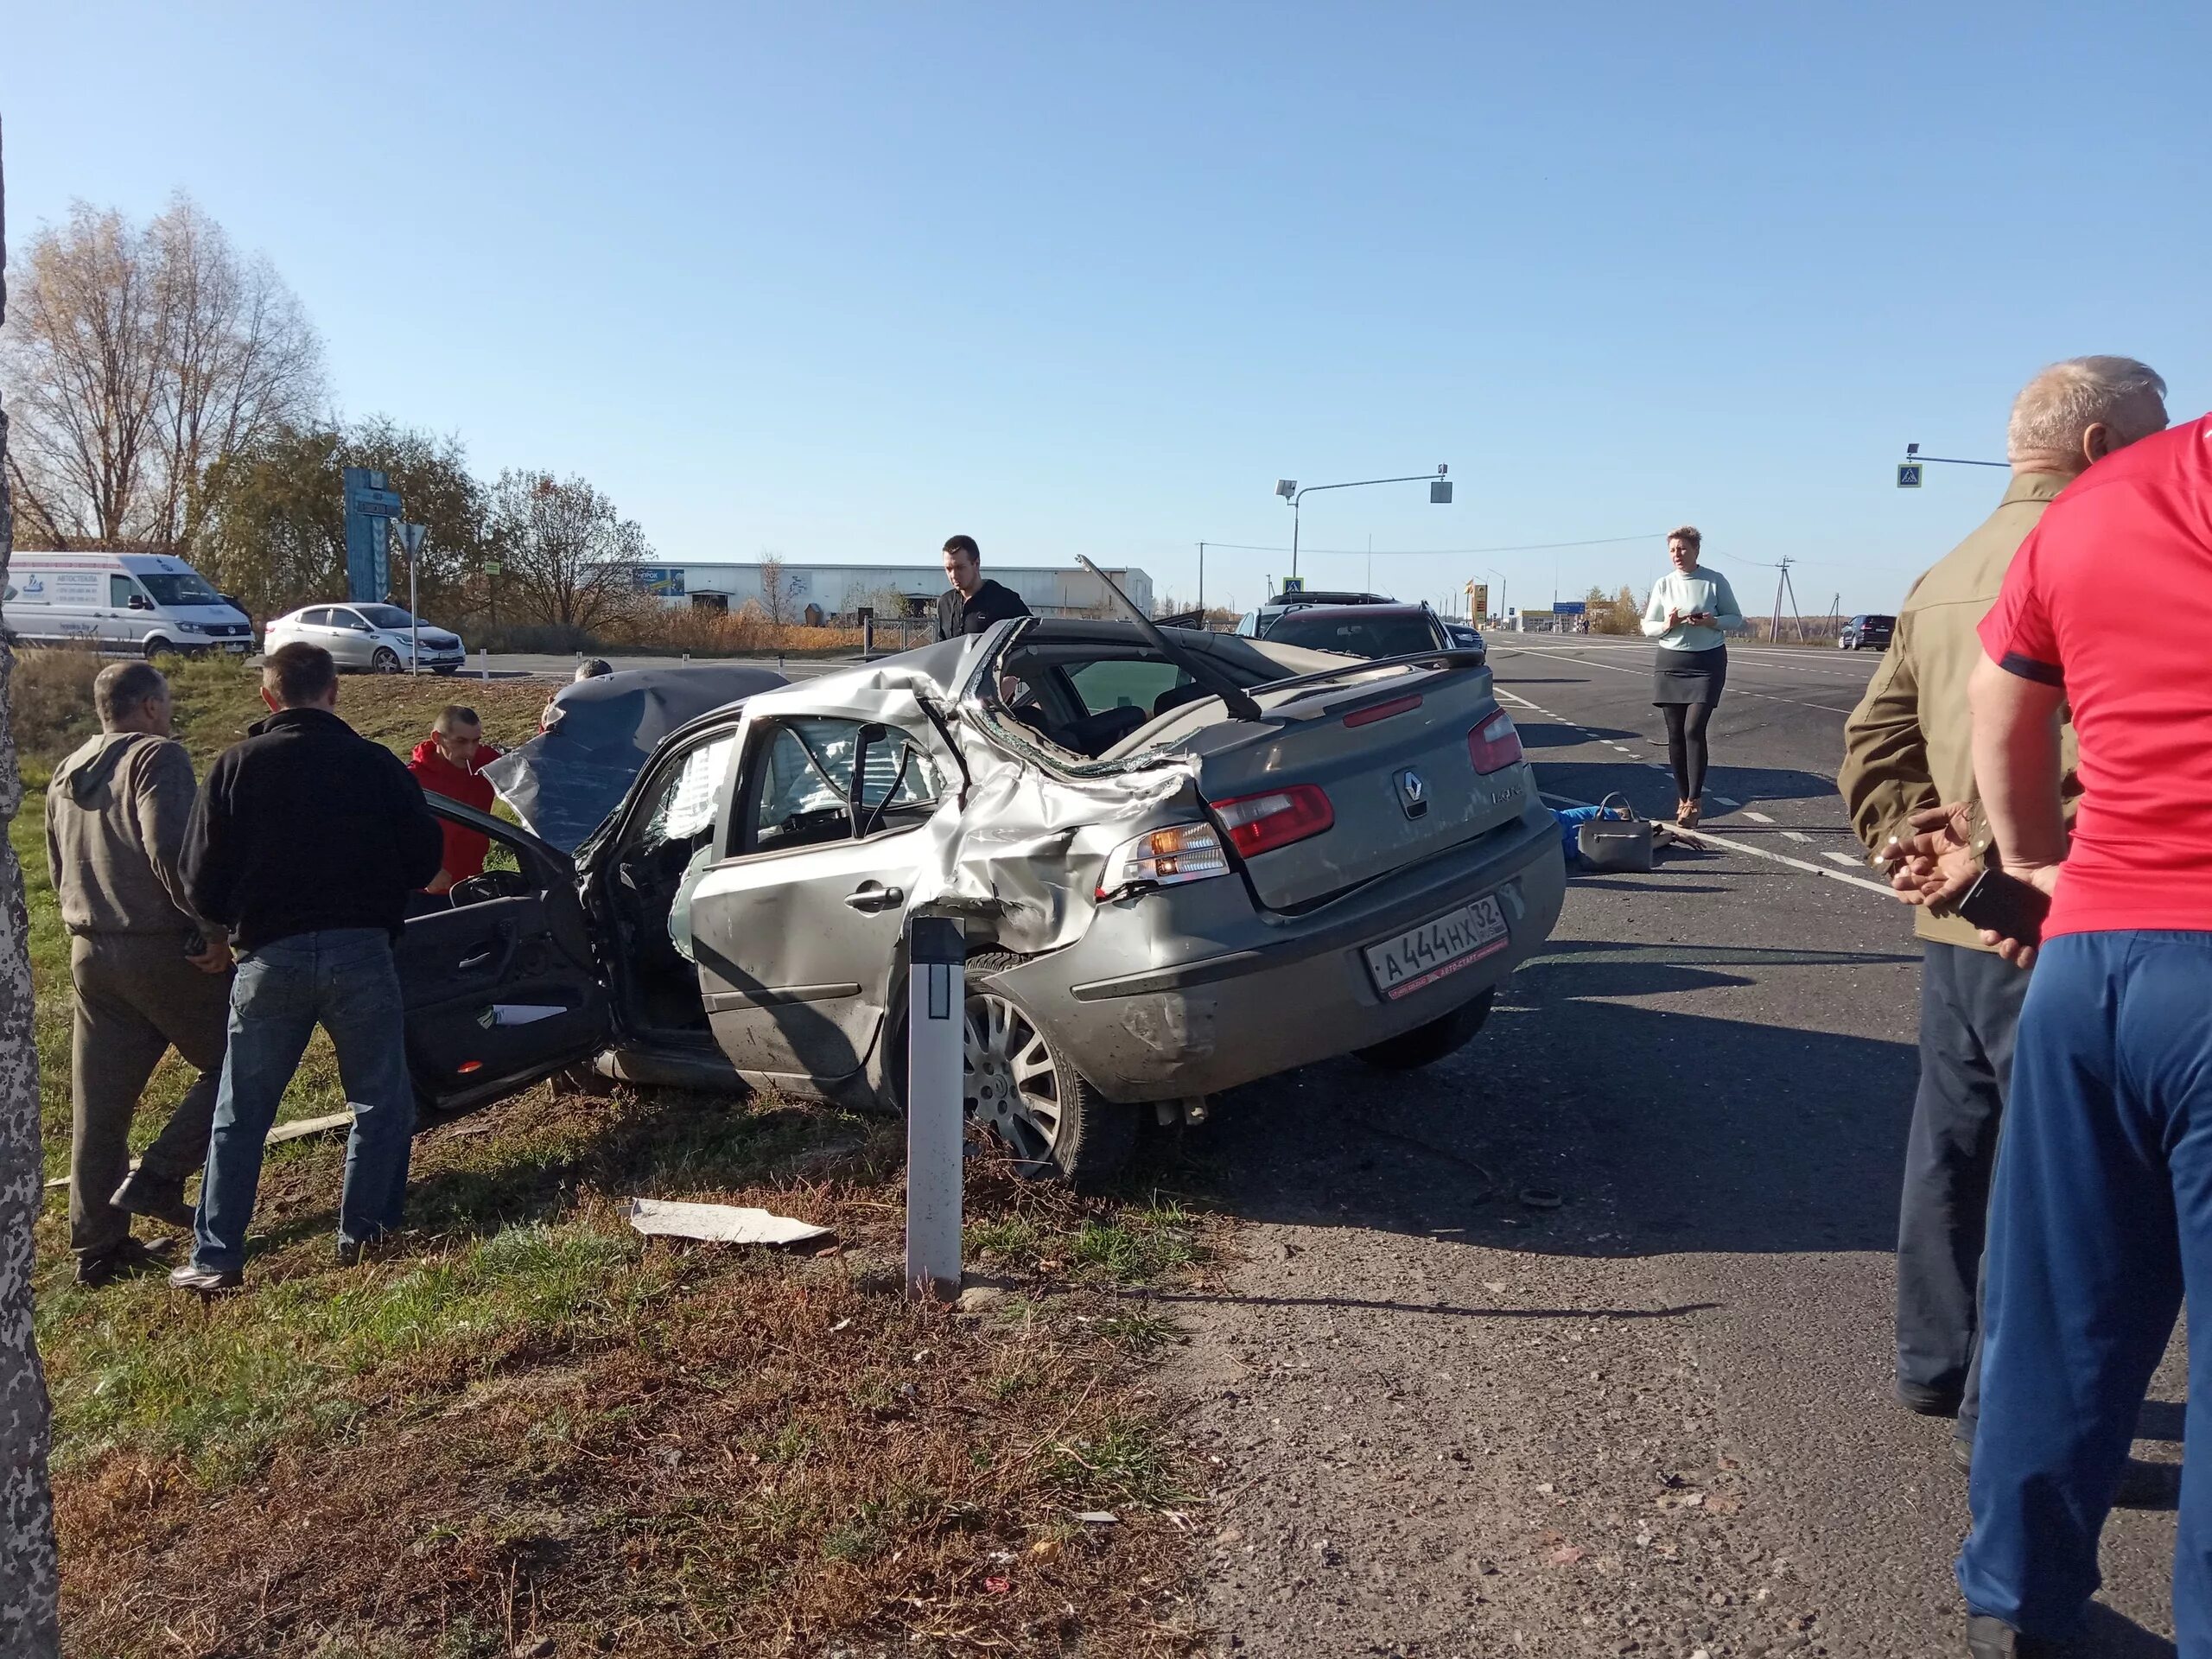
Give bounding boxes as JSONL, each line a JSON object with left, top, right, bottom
{"left": 992, "top": 798, "right": 1566, "bottom": 1102}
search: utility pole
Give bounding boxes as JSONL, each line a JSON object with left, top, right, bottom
{"left": 1769, "top": 555, "right": 1805, "bottom": 645}
{"left": 1196, "top": 543, "right": 1206, "bottom": 616}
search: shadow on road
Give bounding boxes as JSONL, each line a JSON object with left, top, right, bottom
{"left": 1534, "top": 758, "right": 1848, "bottom": 816}
{"left": 1185, "top": 938, "right": 1920, "bottom": 1261}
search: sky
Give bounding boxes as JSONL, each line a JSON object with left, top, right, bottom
{"left": 5, "top": 3, "right": 2208, "bottom": 617}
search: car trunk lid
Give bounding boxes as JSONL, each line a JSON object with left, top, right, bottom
{"left": 1183, "top": 659, "right": 1531, "bottom": 912}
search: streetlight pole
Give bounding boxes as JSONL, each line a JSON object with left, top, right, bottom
{"left": 1275, "top": 467, "right": 1452, "bottom": 582}
{"left": 1196, "top": 542, "right": 1207, "bottom": 615}
{"left": 1485, "top": 566, "right": 1508, "bottom": 626}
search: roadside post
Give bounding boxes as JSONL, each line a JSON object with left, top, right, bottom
{"left": 905, "top": 916, "right": 966, "bottom": 1300}
{"left": 859, "top": 606, "right": 875, "bottom": 660}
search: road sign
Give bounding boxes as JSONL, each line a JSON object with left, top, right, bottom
{"left": 1465, "top": 582, "right": 1489, "bottom": 619}
{"left": 484, "top": 560, "right": 504, "bottom": 575}
{"left": 1897, "top": 463, "right": 1924, "bottom": 489}
{"left": 397, "top": 521, "right": 428, "bottom": 556}
{"left": 348, "top": 487, "right": 402, "bottom": 515}
{"left": 1554, "top": 601, "right": 1586, "bottom": 615}
{"left": 1430, "top": 480, "right": 1453, "bottom": 505}
{"left": 1281, "top": 575, "right": 1306, "bottom": 594}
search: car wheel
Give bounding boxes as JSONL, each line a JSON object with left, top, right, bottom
{"left": 1356, "top": 988, "right": 1496, "bottom": 1071}
{"left": 142, "top": 636, "right": 174, "bottom": 659}
{"left": 371, "top": 646, "right": 403, "bottom": 674}
{"left": 962, "top": 951, "right": 1135, "bottom": 1186}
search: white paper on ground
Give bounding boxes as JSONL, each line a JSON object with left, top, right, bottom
{"left": 624, "top": 1197, "right": 833, "bottom": 1248}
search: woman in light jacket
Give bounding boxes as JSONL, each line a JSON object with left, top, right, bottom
{"left": 1641, "top": 525, "right": 1745, "bottom": 828}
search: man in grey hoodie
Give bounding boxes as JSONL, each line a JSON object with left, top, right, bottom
{"left": 46, "top": 662, "right": 232, "bottom": 1286}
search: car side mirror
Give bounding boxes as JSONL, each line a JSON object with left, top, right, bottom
{"left": 129, "top": 594, "right": 151, "bottom": 611}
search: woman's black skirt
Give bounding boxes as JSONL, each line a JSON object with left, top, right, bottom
{"left": 1652, "top": 644, "right": 1727, "bottom": 707}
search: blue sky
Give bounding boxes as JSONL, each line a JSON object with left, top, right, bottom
{"left": 6, "top": 3, "right": 2206, "bottom": 615}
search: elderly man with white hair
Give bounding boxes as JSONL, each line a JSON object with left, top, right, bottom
{"left": 1840, "top": 357, "right": 2171, "bottom": 1501}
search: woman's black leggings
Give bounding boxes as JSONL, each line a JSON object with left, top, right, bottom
{"left": 1662, "top": 701, "right": 1715, "bottom": 801}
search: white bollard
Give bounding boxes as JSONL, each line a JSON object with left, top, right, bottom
{"left": 480, "top": 645, "right": 490, "bottom": 681}
{"left": 905, "top": 917, "right": 966, "bottom": 1300}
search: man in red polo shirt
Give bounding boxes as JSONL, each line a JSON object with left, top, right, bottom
{"left": 406, "top": 706, "right": 502, "bottom": 896}
{"left": 1956, "top": 410, "right": 2212, "bottom": 1656}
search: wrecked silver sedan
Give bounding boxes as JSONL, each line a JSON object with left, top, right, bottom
{"left": 397, "top": 619, "right": 1565, "bottom": 1183}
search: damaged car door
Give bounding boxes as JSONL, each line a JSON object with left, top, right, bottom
{"left": 395, "top": 801, "right": 612, "bottom": 1113}
{"left": 686, "top": 714, "right": 949, "bottom": 1098}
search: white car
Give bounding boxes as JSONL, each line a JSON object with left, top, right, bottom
{"left": 263, "top": 602, "right": 467, "bottom": 674}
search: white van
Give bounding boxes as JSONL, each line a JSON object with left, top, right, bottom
{"left": 3, "top": 550, "right": 256, "bottom": 658}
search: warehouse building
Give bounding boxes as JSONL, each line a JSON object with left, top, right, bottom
{"left": 628, "top": 561, "right": 1154, "bottom": 621}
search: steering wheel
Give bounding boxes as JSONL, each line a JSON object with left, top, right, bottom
{"left": 450, "top": 868, "right": 529, "bottom": 906}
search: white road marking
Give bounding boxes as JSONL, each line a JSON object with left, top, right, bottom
{"left": 1824, "top": 850, "right": 1866, "bottom": 868}
{"left": 1539, "top": 791, "right": 1895, "bottom": 899}
{"left": 1494, "top": 645, "right": 1859, "bottom": 714}
{"left": 1744, "top": 810, "right": 1776, "bottom": 823}
{"left": 1710, "top": 796, "right": 1741, "bottom": 808}
{"left": 1783, "top": 830, "right": 1813, "bottom": 843}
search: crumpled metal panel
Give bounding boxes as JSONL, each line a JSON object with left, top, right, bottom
{"left": 720, "top": 660, "right": 1202, "bottom": 956}
{"left": 483, "top": 664, "right": 786, "bottom": 853}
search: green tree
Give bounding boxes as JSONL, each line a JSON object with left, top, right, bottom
{"left": 486, "top": 468, "right": 648, "bottom": 634}
{"left": 193, "top": 419, "right": 496, "bottom": 621}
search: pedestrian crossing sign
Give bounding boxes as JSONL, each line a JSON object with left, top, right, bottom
{"left": 1897, "top": 463, "right": 1924, "bottom": 489}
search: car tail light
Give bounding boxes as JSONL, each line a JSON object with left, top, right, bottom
{"left": 1344, "top": 693, "right": 1422, "bottom": 728}
{"left": 1096, "top": 823, "right": 1230, "bottom": 900}
{"left": 1467, "top": 710, "right": 1523, "bottom": 773}
{"left": 1211, "top": 785, "right": 1335, "bottom": 857}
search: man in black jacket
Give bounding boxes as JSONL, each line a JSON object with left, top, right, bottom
{"left": 934, "top": 534, "right": 1031, "bottom": 642}
{"left": 170, "top": 644, "right": 444, "bottom": 1291}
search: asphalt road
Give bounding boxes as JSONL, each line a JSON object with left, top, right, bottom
{"left": 1175, "top": 638, "right": 2185, "bottom": 1657}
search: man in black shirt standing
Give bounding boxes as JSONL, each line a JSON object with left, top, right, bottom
{"left": 171, "top": 643, "right": 444, "bottom": 1290}
{"left": 934, "top": 534, "right": 1031, "bottom": 641}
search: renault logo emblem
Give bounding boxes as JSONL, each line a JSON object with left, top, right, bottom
{"left": 1397, "top": 767, "right": 1428, "bottom": 819}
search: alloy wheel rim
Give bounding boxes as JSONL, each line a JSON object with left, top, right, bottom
{"left": 963, "top": 990, "right": 1063, "bottom": 1173}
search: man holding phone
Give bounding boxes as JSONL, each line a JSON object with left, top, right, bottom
{"left": 1955, "top": 406, "right": 2212, "bottom": 1657}
{"left": 1841, "top": 359, "right": 2168, "bottom": 1487}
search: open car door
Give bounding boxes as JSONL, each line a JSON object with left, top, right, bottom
{"left": 395, "top": 800, "right": 612, "bottom": 1114}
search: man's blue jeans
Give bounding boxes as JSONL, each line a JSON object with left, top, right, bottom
{"left": 1957, "top": 930, "right": 2212, "bottom": 1646}
{"left": 194, "top": 929, "right": 415, "bottom": 1273}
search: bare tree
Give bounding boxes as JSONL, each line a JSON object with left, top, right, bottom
{"left": 486, "top": 469, "right": 649, "bottom": 635}
{"left": 0, "top": 192, "right": 323, "bottom": 551}
{"left": 757, "top": 552, "right": 791, "bottom": 640}
{"left": 0, "top": 118, "right": 67, "bottom": 1659}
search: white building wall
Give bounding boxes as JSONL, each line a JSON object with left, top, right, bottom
{"left": 630, "top": 563, "right": 1154, "bottom": 618}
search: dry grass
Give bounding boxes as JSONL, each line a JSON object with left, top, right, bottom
{"left": 10, "top": 645, "right": 108, "bottom": 764}
{"left": 47, "top": 1087, "right": 1217, "bottom": 1656}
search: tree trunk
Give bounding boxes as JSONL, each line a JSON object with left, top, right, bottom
{"left": 0, "top": 117, "right": 66, "bottom": 1657}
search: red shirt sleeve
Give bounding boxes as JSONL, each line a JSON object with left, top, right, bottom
{"left": 1978, "top": 522, "right": 2064, "bottom": 685}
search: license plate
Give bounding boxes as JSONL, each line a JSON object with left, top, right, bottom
{"left": 1363, "top": 895, "right": 1510, "bottom": 1001}
{"left": 223, "top": 643, "right": 249, "bottom": 653}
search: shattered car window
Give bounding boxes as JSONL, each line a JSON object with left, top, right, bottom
{"left": 755, "top": 717, "right": 943, "bottom": 850}
{"left": 640, "top": 733, "right": 739, "bottom": 853}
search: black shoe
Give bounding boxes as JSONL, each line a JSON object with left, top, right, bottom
{"left": 335, "top": 1233, "right": 401, "bottom": 1268}
{"left": 110, "top": 1169, "right": 196, "bottom": 1231}
{"left": 1967, "top": 1614, "right": 2066, "bottom": 1656}
{"left": 1900, "top": 1381, "right": 1963, "bottom": 1417}
{"left": 168, "top": 1262, "right": 245, "bottom": 1294}
{"left": 76, "top": 1236, "right": 175, "bottom": 1287}
{"left": 1954, "top": 1438, "right": 2179, "bottom": 1510}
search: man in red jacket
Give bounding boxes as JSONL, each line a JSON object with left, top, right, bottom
{"left": 407, "top": 706, "right": 502, "bottom": 895}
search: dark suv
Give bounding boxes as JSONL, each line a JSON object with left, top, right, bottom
{"left": 1839, "top": 613, "right": 1895, "bottom": 652}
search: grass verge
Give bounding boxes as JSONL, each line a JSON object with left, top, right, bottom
{"left": 27, "top": 653, "right": 1217, "bottom": 1654}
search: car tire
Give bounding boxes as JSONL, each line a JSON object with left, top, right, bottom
{"left": 960, "top": 950, "right": 1135, "bottom": 1187}
{"left": 142, "top": 636, "right": 174, "bottom": 660}
{"left": 371, "top": 646, "right": 403, "bottom": 674}
{"left": 1356, "top": 988, "right": 1496, "bottom": 1071}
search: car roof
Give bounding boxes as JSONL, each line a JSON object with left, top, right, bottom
{"left": 1267, "top": 602, "right": 1429, "bottom": 620}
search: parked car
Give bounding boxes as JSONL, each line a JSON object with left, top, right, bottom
{"left": 404, "top": 615, "right": 1564, "bottom": 1185}
{"left": 1262, "top": 601, "right": 1471, "bottom": 663}
{"left": 1445, "top": 620, "right": 1488, "bottom": 654}
{"left": 3, "top": 550, "right": 255, "bottom": 658}
{"left": 263, "top": 602, "right": 467, "bottom": 673}
{"left": 1838, "top": 613, "right": 1895, "bottom": 651}
{"left": 1236, "top": 588, "right": 1395, "bottom": 637}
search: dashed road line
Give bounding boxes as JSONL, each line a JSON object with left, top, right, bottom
{"left": 1497, "top": 685, "right": 1893, "bottom": 899}
{"left": 1710, "top": 795, "right": 1741, "bottom": 808}
{"left": 1495, "top": 645, "right": 1858, "bottom": 715}
{"left": 1744, "top": 810, "right": 1776, "bottom": 824}
{"left": 1824, "top": 850, "right": 1867, "bottom": 868}
{"left": 1783, "top": 830, "right": 1813, "bottom": 843}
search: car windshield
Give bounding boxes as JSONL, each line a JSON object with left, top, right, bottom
{"left": 137, "top": 572, "right": 222, "bottom": 607}
{"left": 1263, "top": 612, "right": 1437, "bottom": 658}
{"left": 353, "top": 604, "right": 418, "bottom": 629}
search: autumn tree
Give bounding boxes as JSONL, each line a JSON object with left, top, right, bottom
{"left": 0, "top": 117, "right": 65, "bottom": 1659}
{"left": 486, "top": 469, "right": 648, "bottom": 634}
{"left": 194, "top": 419, "right": 496, "bottom": 620}
{"left": 0, "top": 194, "right": 323, "bottom": 552}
